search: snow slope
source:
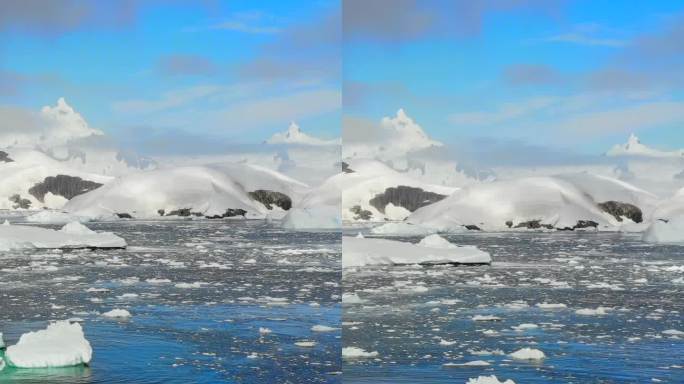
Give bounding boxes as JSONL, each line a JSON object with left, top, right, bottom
{"left": 4, "top": 321, "right": 92, "bottom": 368}
{"left": 64, "top": 163, "right": 307, "bottom": 220}
{"left": 0, "top": 221, "right": 126, "bottom": 250}
{"left": 342, "top": 159, "right": 457, "bottom": 222}
{"left": 281, "top": 172, "right": 342, "bottom": 230}
{"left": 343, "top": 235, "right": 491, "bottom": 268}
{"left": 407, "top": 176, "right": 638, "bottom": 231}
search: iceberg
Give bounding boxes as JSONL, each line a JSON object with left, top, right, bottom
{"left": 343, "top": 234, "right": 491, "bottom": 268}
{"left": 4, "top": 321, "right": 92, "bottom": 368}
{"left": 643, "top": 216, "right": 684, "bottom": 244}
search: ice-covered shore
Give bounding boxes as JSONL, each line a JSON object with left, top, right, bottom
{"left": 0, "top": 221, "right": 126, "bottom": 250}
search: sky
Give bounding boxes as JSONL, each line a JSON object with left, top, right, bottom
{"left": 0, "top": 0, "right": 340, "bottom": 155}
{"left": 343, "top": 0, "right": 684, "bottom": 158}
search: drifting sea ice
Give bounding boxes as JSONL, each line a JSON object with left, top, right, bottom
{"left": 342, "top": 347, "right": 379, "bottom": 359}
{"left": 4, "top": 321, "right": 92, "bottom": 368}
{"left": 0, "top": 221, "right": 126, "bottom": 250}
{"left": 508, "top": 348, "right": 546, "bottom": 360}
{"left": 101, "top": 309, "right": 132, "bottom": 319}
{"left": 466, "top": 375, "right": 516, "bottom": 384}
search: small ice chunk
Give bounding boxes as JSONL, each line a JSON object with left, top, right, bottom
{"left": 467, "top": 376, "right": 516, "bottom": 384}
{"left": 101, "top": 309, "right": 132, "bottom": 319}
{"left": 509, "top": 347, "right": 546, "bottom": 360}
{"left": 311, "top": 325, "right": 339, "bottom": 332}
{"left": 575, "top": 307, "right": 610, "bottom": 316}
{"left": 342, "top": 347, "right": 379, "bottom": 359}
{"left": 294, "top": 341, "right": 317, "bottom": 347}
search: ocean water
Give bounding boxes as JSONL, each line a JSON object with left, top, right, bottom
{"left": 343, "top": 231, "right": 684, "bottom": 383}
{"left": 0, "top": 219, "right": 341, "bottom": 383}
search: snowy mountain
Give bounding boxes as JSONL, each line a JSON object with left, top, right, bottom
{"left": 343, "top": 109, "right": 442, "bottom": 160}
{"left": 267, "top": 122, "right": 339, "bottom": 146}
{"left": 281, "top": 171, "right": 342, "bottom": 230}
{"left": 341, "top": 159, "right": 457, "bottom": 222}
{"left": 607, "top": 133, "right": 684, "bottom": 158}
{"left": 406, "top": 173, "right": 655, "bottom": 232}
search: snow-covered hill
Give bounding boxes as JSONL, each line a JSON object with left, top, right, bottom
{"left": 64, "top": 164, "right": 309, "bottom": 220}
{"left": 407, "top": 174, "right": 653, "bottom": 232}
{"left": 341, "top": 159, "right": 457, "bottom": 222}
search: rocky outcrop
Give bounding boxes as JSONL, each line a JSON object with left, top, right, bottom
{"left": 115, "top": 213, "right": 133, "bottom": 219}
{"left": 342, "top": 162, "right": 354, "bottom": 173}
{"left": 350, "top": 205, "right": 373, "bottom": 220}
{"left": 9, "top": 194, "right": 31, "bottom": 209}
{"left": 28, "top": 175, "right": 103, "bottom": 202}
{"left": 0, "top": 151, "right": 13, "bottom": 163}
{"left": 206, "top": 208, "right": 247, "bottom": 219}
{"left": 598, "top": 201, "right": 643, "bottom": 223}
{"left": 513, "top": 220, "right": 554, "bottom": 230}
{"left": 165, "top": 208, "right": 203, "bottom": 217}
{"left": 248, "top": 190, "right": 292, "bottom": 210}
{"left": 369, "top": 186, "right": 447, "bottom": 214}
{"left": 464, "top": 224, "right": 481, "bottom": 231}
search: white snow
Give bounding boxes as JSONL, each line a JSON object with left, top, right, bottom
{"left": 509, "top": 347, "right": 546, "bottom": 360}
{"left": 466, "top": 375, "right": 516, "bottom": 384}
{"left": 370, "top": 222, "right": 437, "bottom": 236}
{"left": 101, "top": 309, "right": 132, "bottom": 319}
{"left": 342, "top": 347, "right": 379, "bottom": 359}
{"left": 643, "top": 216, "right": 684, "bottom": 244}
{"left": 281, "top": 172, "right": 341, "bottom": 230}
{"left": 0, "top": 221, "right": 126, "bottom": 250}
{"left": 4, "top": 321, "right": 92, "bottom": 368}
{"left": 342, "top": 235, "right": 490, "bottom": 268}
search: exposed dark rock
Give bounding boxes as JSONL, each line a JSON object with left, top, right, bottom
{"left": 0, "top": 151, "right": 13, "bottom": 163}
{"left": 573, "top": 220, "right": 599, "bottom": 229}
{"left": 28, "top": 175, "right": 103, "bottom": 202}
{"left": 9, "top": 194, "right": 31, "bottom": 209}
{"left": 598, "top": 201, "right": 642, "bottom": 223}
{"left": 350, "top": 205, "right": 373, "bottom": 220}
{"left": 505, "top": 220, "right": 513, "bottom": 228}
{"left": 206, "top": 208, "right": 247, "bottom": 219}
{"left": 248, "top": 190, "right": 292, "bottom": 210}
{"left": 342, "top": 162, "right": 354, "bottom": 173}
{"left": 369, "top": 186, "right": 447, "bottom": 214}
{"left": 157, "top": 209, "right": 165, "bottom": 216}
{"left": 465, "top": 224, "right": 481, "bottom": 231}
{"left": 514, "top": 220, "right": 554, "bottom": 230}
{"left": 166, "top": 208, "right": 203, "bottom": 217}
{"left": 115, "top": 213, "right": 133, "bottom": 219}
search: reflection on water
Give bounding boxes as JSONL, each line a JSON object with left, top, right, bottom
{"left": 343, "top": 231, "right": 684, "bottom": 383}
{"left": 0, "top": 219, "right": 341, "bottom": 383}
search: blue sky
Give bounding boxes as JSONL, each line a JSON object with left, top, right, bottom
{"left": 343, "top": 0, "right": 684, "bottom": 156}
{"left": 0, "top": 0, "right": 340, "bottom": 154}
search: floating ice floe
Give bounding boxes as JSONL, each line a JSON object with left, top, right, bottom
{"left": 466, "top": 375, "right": 516, "bottom": 384}
{"left": 294, "top": 341, "right": 316, "bottom": 347}
{"left": 472, "top": 315, "right": 502, "bottom": 322}
{"left": 509, "top": 347, "right": 546, "bottom": 360}
{"left": 0, "top": 221, "right": 126, "bottom": 250}
{"left": 662, "top": 329, "right": 684, "bottom": 336}
{"left": 575, "top": 307, "right": 611, "bottom": 316}
{"left": 26, "top": 210, "right": 91, "bottom": 224}
{"left": 643, "top": 216, "right": 684, "bottom": 244}
{"left": 101, "top": 309, "right": 131, "bottom": 319}
{"left": 443, "top": 360, "right": 490, "bottom": 367}
{"left": 370, "top": 222, "right": 436, "bottom": 236}
{"left": 536, "top": 302, "right": 567, "bottom": 310}
{"left": 311, "top": 325, "right": 339, "bottom": 332}
{"left": 342, "top": 347, "right": 379, "bottom": 359}
{"left": 342, "top": 234, "right": 490, "bottom": 268}
{"left": 4, "top": 321, "right": 92, "bottom": 368}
